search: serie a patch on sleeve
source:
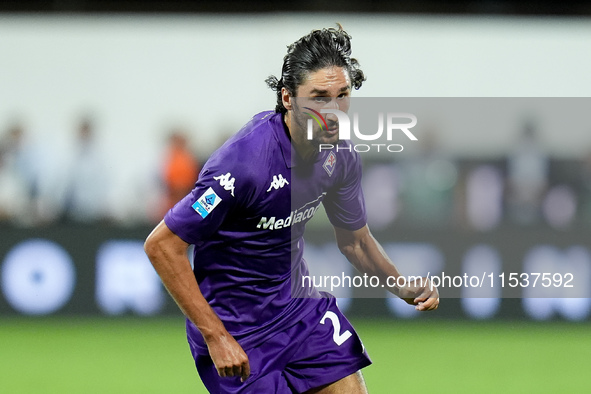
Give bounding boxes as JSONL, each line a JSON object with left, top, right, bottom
{"left": 192, "top": 187, "right": 222, "bottom": 218}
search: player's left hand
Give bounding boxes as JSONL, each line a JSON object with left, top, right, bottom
{"left": 399, "top": 277, "right": 439, "bottom": 311}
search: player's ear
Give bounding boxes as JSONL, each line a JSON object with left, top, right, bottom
{"left": 281, "top": 87, "right": 293, "bottom": 111}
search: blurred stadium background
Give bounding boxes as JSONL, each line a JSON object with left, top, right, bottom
{"left": 1, "top": 1, "right": 591, "bottom": 393}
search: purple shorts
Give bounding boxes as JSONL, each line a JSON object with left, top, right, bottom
{"left": 189, "top": 297, "right": 371, "bottom": 393}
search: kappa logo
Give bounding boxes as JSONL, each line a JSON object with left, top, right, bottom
{"left": 213, "top": 172, "right": 235, "bottom": 196}
{"left": 266, "top": 174, "right": 289, "bottom": 192}
{"left": 323, "top": 151, "right": 337, "bottom": 177}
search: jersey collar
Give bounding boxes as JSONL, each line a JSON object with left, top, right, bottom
{"left": 273, "top": 112, "right": 333, "bottom": 169}
{"left": 272, "top": 112, "right": 296, "bottom": 169}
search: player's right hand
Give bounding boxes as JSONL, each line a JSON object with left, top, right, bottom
{"left": 205, "top": 333, "right": 251, "bottom": 382}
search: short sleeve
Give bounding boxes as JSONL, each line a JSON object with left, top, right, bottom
{"left": 323, "top": 151, "right": 367, "bottom": 231}
{"left": 164, "top": 151, "right": 249, "bottom": 244}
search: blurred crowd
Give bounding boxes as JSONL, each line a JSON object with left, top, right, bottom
{"left": 363, "top": 121, "right": 591, "bottom": 232}
{"left": 0, "top": 118, "right": 200, "bottom": 227}
{"left": 1, "top": 116, "right": 590, "bottom": 232}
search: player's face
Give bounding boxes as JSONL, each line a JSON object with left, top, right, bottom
{"left": 284, "top": 66, "right": 351, "bottom": 158}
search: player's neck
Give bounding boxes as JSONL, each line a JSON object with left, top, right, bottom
{"left": 284, "top": 112, "right": 317, "bottom": 162}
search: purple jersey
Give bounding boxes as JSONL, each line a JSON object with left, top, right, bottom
{"left": 164, "top": 111, "right": 366, "bottom": 354}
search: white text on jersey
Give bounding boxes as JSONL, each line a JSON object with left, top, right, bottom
{"left": 256, "top": 193, "right": 326, "bottom": 230}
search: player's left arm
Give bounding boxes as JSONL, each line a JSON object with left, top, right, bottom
{"left": 334, "top": 224, "right": 439, "bottom": 311}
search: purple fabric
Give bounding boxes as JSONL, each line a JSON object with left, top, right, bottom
{"left": 190, "top": 295, "right": 371, "bottom": 393}
{"left": 164, "top": 111, "right": 367, "bottom": 354}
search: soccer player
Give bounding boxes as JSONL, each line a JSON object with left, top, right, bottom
{"left": 144, "top": 25, "right": 439, "bottom": 393}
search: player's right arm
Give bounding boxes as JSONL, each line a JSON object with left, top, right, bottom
{"left": 144, "top": 220, "right": 250, "bottom": 382}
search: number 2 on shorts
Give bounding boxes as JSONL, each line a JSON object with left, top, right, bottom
{"left": 320, "top": 311, "right": 352, "bottom": 346}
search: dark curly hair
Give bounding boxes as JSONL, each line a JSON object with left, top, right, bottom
{"left": 265, "top": 24, "right": 366, "bottom": 114}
